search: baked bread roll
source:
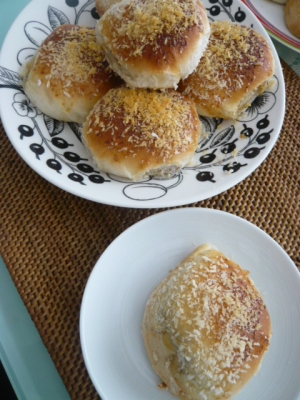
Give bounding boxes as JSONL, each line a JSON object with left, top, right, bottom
{"left": 82, "top": 87, "right": 202, "bottom": 180}
{"left": 178, "top": 21, "right": 275, "bottom": 120}
{"left": 20, "top": 24, "right": 122, "bottom": 124}
{"left": 284, "top": 0, "right": 300, "bottom": 39}
{"left": 270, "top": 0, "right": 288, "bottom": 4}
{"left": 143, "top": 243, "right": 271, "bottom": 400}
{"left": 95, "top": 0, "right": 210, "bottom": 89}
{"left": 95, "top": 0, "right": 121, "bottom": 16}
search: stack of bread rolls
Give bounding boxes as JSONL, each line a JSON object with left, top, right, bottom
{"left": 21, "top": 0, "right": 275, "bottom": 181}
{"left": 83, "top": 0, "right": 210, "bottom": 180}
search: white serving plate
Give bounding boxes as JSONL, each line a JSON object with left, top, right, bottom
{"left": 80, "top": 208, "right": 300, "bottom": 400}
{"left": 0, "top": 0, "right": 285, "bottom": 208}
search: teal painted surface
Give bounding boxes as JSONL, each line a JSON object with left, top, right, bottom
{"left": 0, "top": 2, "right": 67, "bottom": 399}
{"left": 0, "top": 0, "right": 29, "bottom": 50}
{"left": 0, "top": 257, "right": 70, "bottom": 400}
{"left": 0, "top": 5, "right": 68, "bottom": 397}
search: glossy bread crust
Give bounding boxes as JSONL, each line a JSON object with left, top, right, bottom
{"left": 143, "top": 244, "right": 271, "bottom": 400}
{"left": 284, "top": 0, "right": 300, "bottom": 39}
{"left": 96, "top": 0, "right": 210, "bottom": 89}
{"left": 178, "top": 21, "right": 275, "bottom": 120}
{"left": 82, "top": 87, "right": 201, "bottom": 180}
{"left": 21, "top": 24, "right": 122, "bottom": 124}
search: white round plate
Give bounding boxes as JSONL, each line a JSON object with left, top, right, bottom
{"left": 0, "top": 0, "right": 285, "bottom": 208}
{"left": 243, "top": 0, "right": 300, "bottom": 52}
{"left": 80, "top": 208, "right": 300, "bottom": 400}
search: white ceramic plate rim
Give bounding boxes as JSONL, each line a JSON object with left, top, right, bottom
{"left": 0, "top": 0, "right": 285, "bottom": 208}
{"left": 80, "top": 208, "right": 300, "bottom": 400}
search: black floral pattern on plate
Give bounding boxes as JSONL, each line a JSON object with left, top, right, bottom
{"left": 206, "top": 0, "right": 246, "bottom": 23}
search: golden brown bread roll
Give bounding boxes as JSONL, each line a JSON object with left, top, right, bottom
{"left": 178, "top": 21, "right": 275, "bottom": 120}
{"left": 143, "top": 243, "right": 271, "bottom": 400}
{"left": 284, "top": 0, "right": 300, "bottom": 39}
{"left": 95, "top": 0, "right": 121, "bottom": 16}
{"left": 20, "top": 24, "right": 122, "bottom": 124}
{"left": 82, "top": 87, "right": 202, "bottom": 180}
{"left": 95, "top": 0, "right": 210, "bottom": 89}
{"left": 270, "top": 0, "right": 288, "bottom": 4}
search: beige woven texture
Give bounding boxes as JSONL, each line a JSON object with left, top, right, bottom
{"left": 0, "top": 60, "right": 299, "bottom": 399}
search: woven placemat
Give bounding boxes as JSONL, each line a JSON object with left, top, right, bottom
{"left": 0, "top": 59, "right": 299, "bottom": 400}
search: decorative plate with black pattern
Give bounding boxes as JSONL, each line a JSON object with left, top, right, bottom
{"left": 0, "top": 0, "right": 285, "bottom": 208}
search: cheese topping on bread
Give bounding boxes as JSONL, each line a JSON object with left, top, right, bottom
{"left": 82, "top": 87, "right": 201, "bottom": 180}
{"left": 85, "top": 88, "right": 199, "bottom": 160}
{"left": 23, "top": 25, "right": 110, "bottom": 94}
{"left": 41, "top": 27, "right": 105, "bottom": 86}
{"left": 108, "top": 0, "right": 205, "bottom": 56}
{"left": 96, "top": 0, "right": 210, "bottom": 89}
{"left": 179, "top": 21, "right": 275, "bottom": 120}
{"left": 21, "top": 24, "right": 122, "bottom": 124}
{"left": 143, "top": 244, "right": 271, "bottom": 400}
